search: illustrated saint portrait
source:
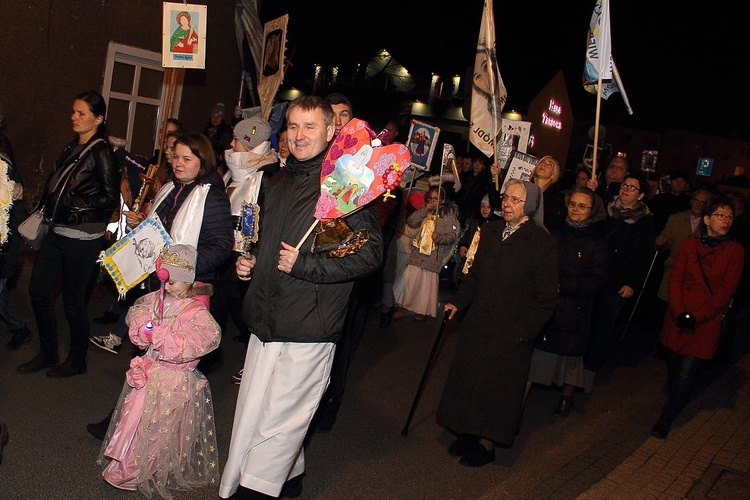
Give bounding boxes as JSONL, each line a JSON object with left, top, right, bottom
{"left": 170, "top": 11, "right": 199, "bottom": 54}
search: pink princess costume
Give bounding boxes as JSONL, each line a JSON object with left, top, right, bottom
{"left": 97, "top": 284, "right": 221, "bottom": 499}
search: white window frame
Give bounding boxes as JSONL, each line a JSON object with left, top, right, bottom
{"left": 102, "top": 42, "right": 182, "bottom": 153}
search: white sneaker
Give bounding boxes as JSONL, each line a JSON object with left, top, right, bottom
{"left": 90, "top": 333, "right": 122, "bottom": 354}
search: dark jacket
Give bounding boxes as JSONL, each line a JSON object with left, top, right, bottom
{"left": 152, "top": 171, "right": 233, "bottom": 282}
{"left": 535, "top": 222, "right": 609, "bottom": 355}
{"left": 0, "top": 151, "right": 29, "bottom": 277}
{"left": 437, "top": 219, "right": 558, "bottom": 444}
{"left": 41, "top": 135, "right": 119, "bottom": 225}
{"left": 594, "top": 211, "right": 656, "bottom": 292}
{"left": 243, "top": 150, "right": 383, "bottom": 344}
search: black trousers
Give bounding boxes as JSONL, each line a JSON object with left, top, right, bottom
{"left": 29, "top": 231, "right": 103, "bottom": 363}
{"left": 658, "top": 350, "right": 701, "bottom": 426}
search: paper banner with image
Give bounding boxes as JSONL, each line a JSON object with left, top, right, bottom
{"left": 496, "top": 119, "right": 531, "bottom": 170}
{"left": 257, "top": 15, "right": 289, "bottom": 121}
{"left": 97, "top": 215, "right": 173, "bottom": 297}
{"left": 315, "top": 118, "right": 411, "bottom": 220}
{"left": 162, "top": 2, "right": 208, "bottom": 69}
{"left": 406, "top": 120, "right": 440, "bottom": 171}
{"left": 500, "top": 151, "right": 540, "bottom": 193}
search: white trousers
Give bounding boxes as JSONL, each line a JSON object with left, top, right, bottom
{"left": 219, "top": 336, "right": 335, "bottom": 498}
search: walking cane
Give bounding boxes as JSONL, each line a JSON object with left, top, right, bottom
{"left": 401, "top": 309, "right": 451, "bottom": 437}
{"left": 620, "top": 249, "right": 660, "bottom": 342}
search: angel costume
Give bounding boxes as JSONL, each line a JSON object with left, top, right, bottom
{"left": 97, "top": 284, "right": 221, "bottom": 499}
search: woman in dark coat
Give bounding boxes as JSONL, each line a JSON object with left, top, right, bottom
{"left": 583, "top": 174, "right": 656, "bottom": 388}
{"left": 437, "top": 179, "right": 558, "bottom": 467}
{"left": 651, "top": 196, "right": 744, "bottom": 438}
{"left": 526, "top": 187, "right": 609, "bottom": 415}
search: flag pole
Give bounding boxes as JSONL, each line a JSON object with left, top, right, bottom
{"left": 592, "top": 75, "right": 604, "bottom": 181}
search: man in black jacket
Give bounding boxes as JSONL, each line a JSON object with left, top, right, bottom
{"left": 219, "top": 96, "right": 383, "bottom": 499}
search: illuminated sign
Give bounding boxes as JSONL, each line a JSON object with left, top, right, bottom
{"left": 541, "top": 99, "right": 563, "bottom": 130}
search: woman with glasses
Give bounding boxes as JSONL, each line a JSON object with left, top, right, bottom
{"left": 527, "top": 187, "right": 609, "bottom": 415}
{"left": 393, "top": 186, "right": 460, "bottom": 320}
{"left": 651, "top": 196, "right": 744, "bottom": 438}
{"left": 583, "top": 174, "right": 656, "bottom": 390}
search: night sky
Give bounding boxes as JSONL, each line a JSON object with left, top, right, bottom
{"left": 258, "top": 1, "right": 747, "bottom": 140}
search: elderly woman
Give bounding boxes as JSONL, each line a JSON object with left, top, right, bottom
{"left": 393, "top": 186, "right": 460, "bottom": 320}
{"left": 651, "top": 196, "right": 744, "bottom": 438}
{"left": 526, "top": 187, "right": 609, "bottom": 415}
{"left": 438, "top": 179, "right": 558, "bottom": 467}
{"left": 584, "top": 173, "right": 656, "bottom": 389}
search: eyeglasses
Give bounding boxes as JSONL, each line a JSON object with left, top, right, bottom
{"left": 568, "top": 201, "right": 592, "bottom": 210}
{"left": 501, "top": 194, "right": 525, "bottom": 204}
{"left": 711, "top": 213, "right": 734, "bottom": 222}
{"left": 620, "top": 183, "right": 640, "bottom": 192}
{"left": 426, "top": 197, "right": 439, "bottom": 202}
{"left": 691, "top": 198, "right": 708, "bottom": 205}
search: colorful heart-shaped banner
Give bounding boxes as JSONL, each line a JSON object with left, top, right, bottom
{"left": 315, "top": 118, "right": 411, "bottom": 220}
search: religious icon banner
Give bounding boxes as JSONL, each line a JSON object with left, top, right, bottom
{"left": 162, "top": 2, "right": 208, "bottom": 68}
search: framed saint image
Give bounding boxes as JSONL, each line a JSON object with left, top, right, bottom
{"left": 162, "top": 3, "right": 207, "bottom": 69}
{"left": 407, "top": 119, "right": 440, "bottom": 171}
{"left": 500, "top": 151, "right": 539, "bottom": 193}
{"left": 641, "top": 150, "right": 658, "bottom": 172}
{"left": 496, "top": 119, "right": 531, "bottom": 169}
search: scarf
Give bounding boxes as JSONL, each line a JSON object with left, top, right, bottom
{"left": 699, "top": 225, "right": 730, "bottom": 248}
{"left": 607, "top": 197, "right": 651, "bottom": 224}
{"left": 565, "top": 216, "right": 593, "bottom": 229}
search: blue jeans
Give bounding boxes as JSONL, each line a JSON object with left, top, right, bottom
{"left": 0, "top": 277, "right": 25, "bottom": 331}
{"left": 29, "top": 231, "right": 103, "bottom": 363}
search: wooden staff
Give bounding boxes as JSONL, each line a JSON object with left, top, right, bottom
{"left": 131, "top": 68, "right": 183, "bottom": 213}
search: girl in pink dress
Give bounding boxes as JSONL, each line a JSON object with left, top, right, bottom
{"left": 97, "top": 244, "right": 221, "bottom": 498}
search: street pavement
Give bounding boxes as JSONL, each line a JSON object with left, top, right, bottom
{"left": 0, "top": 249, "right": 748, "bottom": 499}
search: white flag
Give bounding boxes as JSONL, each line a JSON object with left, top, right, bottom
{"left": 469, "top": 0, "right": 507, "bottom": 158}
{"left": 583, "top": 0, "right": 612, "bottom": 84}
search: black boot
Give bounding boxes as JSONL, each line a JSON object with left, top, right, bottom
{"left": 6, "top": 325, "right": 32, "bottom": 350}
{"left": 46, "top": 358, "right": 87, "bottom": 378}
{"left": 87, "top": 409, "right": 114, "bottom": 441}
{"left": 279, "top": 474, "right": 304, "bottom": 499}
{"left": 379, "top": 307, "right": 395, "bottom": 328}
{"left": 17, "top": 352, "right": 58, "bottom": 373}
{"left": 554, "top": 396, "right": 574, "bottom": 416}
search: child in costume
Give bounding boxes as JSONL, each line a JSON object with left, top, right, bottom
{"left": 97, "top": 244, "right": 221, "bottom": 499}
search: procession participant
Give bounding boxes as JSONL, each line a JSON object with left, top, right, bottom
{"left": 219, "top": 96, "right": 383, "bottom": 498}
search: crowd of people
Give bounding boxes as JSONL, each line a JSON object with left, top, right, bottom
{"left": 0, "top": 88, "right": 748, "bottom": 496}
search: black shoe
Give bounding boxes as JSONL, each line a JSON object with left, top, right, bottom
{"left": 554, "top": 396, "right": 574, "bottom": 416}
{"left": 315, "top": 397, "right": 341, "bottom": 433}
{"left": 233, "top": 486, "right": 275, "bottom": 499}
{"left": 459, "top": 445, "right": 495, "bottom": 467}
{"left": 0, "top": 422, "right": 8, "bottom": 465}
{"left": 448, "top": 434, "right": 481, "bottom": 457}
{"left": 46, "top": 360, "right": 87, "bottom": 378}
{"left": 379, "top": 307, "right": 395, "bottom": 328}
{"left": 279, "top": 474, "right": 304, "bottom": 499}
{"left": 17, "top": 353, "right": 58, "bottom": 373}
{"left": 6, "top": 325, "right": 32, "bottom": 350}
{"left": 93, "top": 311, "right": 119, "bottom": 324}
{"left": 651, "top": 421, "right": 671, "bottom": 439}
{"left": 87, "top": 410, "right": 113, "bottom": 441}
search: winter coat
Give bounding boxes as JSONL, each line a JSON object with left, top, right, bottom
{"left": 436, "top": 219, "right": 558, "bottom": 444}
{"left": 41, "top": 134, "right": 119, "bottom": 225}
{"left": 661, "top": 236, "right": 744, "bottom": 359}
{"left": 242, "top": 150, "right": 383, "bottom": 344}
{"left": 595, "top": 211, "right": 656, "bottom": 293}
{"left": 657, "top": 210, "right": 699, "bottom": 301}
{"left": 535, "top": 222, "right": 609, "bottom": 355}
{"left": 405, "top": 202, "right": 460, "bottom": 273}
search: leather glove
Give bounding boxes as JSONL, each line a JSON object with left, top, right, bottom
{"left": 675, "top": 312, "right": 697, "bottom": 329}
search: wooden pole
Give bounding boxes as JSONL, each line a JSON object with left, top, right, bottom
{"left": 592, "top": 75, "right": 604, "bottom": 181}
